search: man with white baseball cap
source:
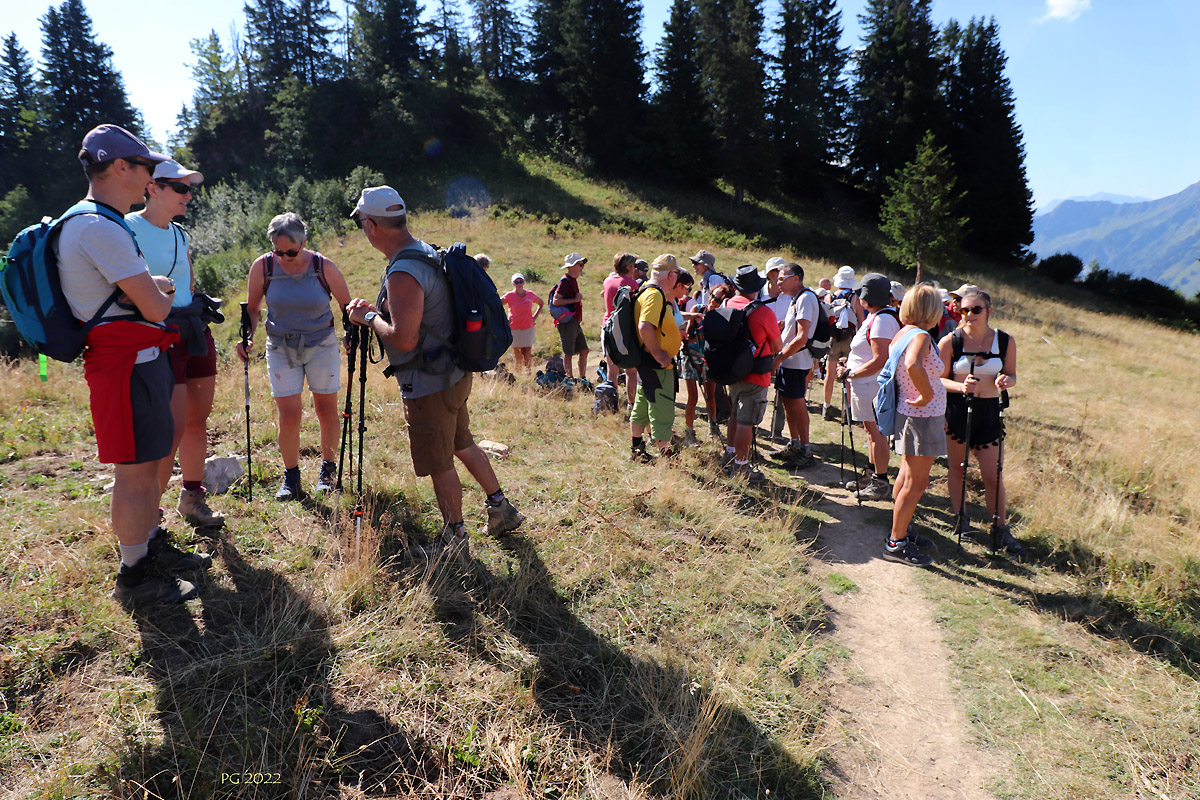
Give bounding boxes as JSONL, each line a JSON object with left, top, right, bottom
{"left": 346, "top": 185, "right": 525, "bottom": 561}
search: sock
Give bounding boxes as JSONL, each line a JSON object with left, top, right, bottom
{"left": 725, "top": 445, "right": 736, "bottom": 454}
{"left": 183, "top": 480, "right": 203, "bottom": 493}
{"left": 887, "top": 537, "right": 903, "bottom": 549}
{"left": 321, "top": 460, "right": 336, "bottom": 470}
{"left": 486, "top": 490, "right": 505, "bottom": 506}
{"left": 448, "top": 521, "right": 466, "bottom": 537}
{"left": 284, "top": 466, "right": 300, "bottom": 478}
{"left": 790, "top": 437, "right": 803, "bottom": 450}
{"left": 872, "top": 473, "right": 889, "bottom": 484}
{"left": 734, "top": 459, "right": 749, "bottom": 466}
{"left": 119, "top": 539, "right": 150, "bottom": 568}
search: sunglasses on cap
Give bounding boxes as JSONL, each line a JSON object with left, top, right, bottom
{"left": 961, "top": 305, "right": 988, "bottom": 315}
{"left": 155, "top": 179, "right": 193, "bottom": 195}
{"left": 273, "top": 248, "right": 302, "bottom": 258}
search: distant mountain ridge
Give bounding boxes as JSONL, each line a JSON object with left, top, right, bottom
{"left": 1039, "top": 192, "right": 1149, "bottom": 214}
{"left": 1032, "top": 181, "right": 1200, "bottom": 297}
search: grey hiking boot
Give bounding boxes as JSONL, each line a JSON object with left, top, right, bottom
{"left": 112, "top": 555, "right": 201, "bottom": 605}
{"left": 856, "top": 476, "right": 892, "bottom": 502}
{"left": 774, "top": 443, "right": 816, "bottom": 468}
{"left": 275, "top": 469, "right": 302, "bottom": 501}
{"left": 315, "top": 460, "right": 337, "bottom": 494}
{"left": 486, "top": 497, "right": 525, "bottom": 537}
{"left": 718, "top": 449, "right": 737, "bottom": 469}
{"left": 681, "top": 428, "right": 700, "bottom": 448}
{"left": 709, "top": 421, "right": 723, "bottom": 442}
{"left": 148, "top": 527, "right": 213, "bottom": 573}
{"left": 883, "top": 536, "right": 933, "bottom": 567}
{"left": 630, "top": 441, "right": 654, "bottom": 464}
{"left": 177, "top": 488, "right": 225, "bottom": 528}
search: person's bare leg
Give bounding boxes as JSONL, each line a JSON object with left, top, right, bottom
{"left": 312, "top": 391, "right": 340, "bottom": 463}
{"left": 578, "top": 349, "right": 589, "bottom": 380}
{"left": 178, "top": 375, "right": 215, "bottom": 483}
{"left": 946, "top": 437, "right": 966, "bottom": 514}
{"left": 157, "top": 386, "right": 187, "bottom": 495}
{"left": 455, "top": 443, "right": 501, "bottom": 497}
{"left": 275, "top": 394, "right": 303, "bottom": 469}
{"left": 891, "top": 455, "right": 934, "bottom": 539}
{"left": 113, "top": 461, "right": 163, "bottom": 547}
{"left": 428, "top": 469, "right": 464, "bottom": 524}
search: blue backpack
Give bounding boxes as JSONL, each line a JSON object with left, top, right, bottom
{"left": 1, "top": 201, "right": 138, "bottom": 362}
{"left": 380, "top": 242, "right": 512, "bottom": 374}
{"left": 872, "top": 327, "right": 930, "bottom": 437}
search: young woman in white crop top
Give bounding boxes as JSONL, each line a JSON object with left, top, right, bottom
{"left": 937, "top": 287, "right": 1021, "bottom": 553}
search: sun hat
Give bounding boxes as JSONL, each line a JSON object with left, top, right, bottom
{"left": 857, "top": 273, "right": 892, "bottom": 307}
{"left": 651, "top": 253, "right": 679, "bottom": 271}
{"left": 764, "top": 256, "right": 785, "bottom": 273}
{"left": 561, "top": 252, "right": 587, "bottom": 269}
{"left": 152, "top": 159, "right": 203, "bottom": 185}
{"left": 79, "top": 124, "right": 168, "bottom": 167}
{"left": 353, "top": 186, "right": 406, "bottom": 218}
{"left": 732, "top": 264, "right": 764, "bottom": 295}
{"left": 890, "top": 281, "right": 906, "bottom": 303}
{"left": 689, "top": 249, "right": 716, "bottom": 269}
{"left": 949, "top": 283, "right": 977, "bottom": 299}
{"left": 832, "top": 266, "right": 857, "bottom": 290}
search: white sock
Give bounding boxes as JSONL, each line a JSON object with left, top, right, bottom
{"left": 119, "top": 539, "right": 150, "bottom": 568}
{"left": 734, "top": 459, "right": 749, "bottom": 466}
{"left": 725, "top": 445, "right": 736, "bottom": 454}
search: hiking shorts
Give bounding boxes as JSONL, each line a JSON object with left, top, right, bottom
{"left": 168, "top": 327, "right": 218, "bottom": 385}
{"left": 728, "top": 380, "right": 769, "bottom": 427}
{"left": 265, "top": 333, "right": 341, "bottom": 398}
{"left": 776, "top": 367, "right": 810, "bottom": 400}
{"left": 512, "top": 326, "right": 536, "bottom": 349}
{"left": 402, "top": 374, "right": 475, "bottom": 477}
{"left": 679, "top": 342, "right": 705, "bottom": 382}
{"left": 829, "top": 337, "right": 852, "bottom": 363}
{"left": 630, "top": 367, "right": 676, "bottom": 443}
{"left": 95, "top": 353, "right": 174, "bottom": 465}
{"left": 557, "top": 317, "right": 588, "bottom": 356}
{"left": 848, "top": 376, "right": 878, "bottom": 424}
{"left": 945, "top": 394, "right": 1003, "bottom": 449}
{"left": 894, "top": 412, "right": 947, "bottom": 458}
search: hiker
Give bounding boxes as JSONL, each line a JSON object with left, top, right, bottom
{"left": 760, "top": 257, "right": 792, "bottom": 324}
{"left": 884, "top": 283, "right": 946, "bottom": 567}
{"left": 601, "top": 252, "right": 640, "bottom": 405}
{"left": 500, "top": 273, "right": 542, "bottom": 374}
{"left": 822, "top": 266, "right": 862, "bottom": 421}
{"left": 634, "top": 258, "right": 649, "bottom": 286}
{"left": 551, "top": 253, "right": 589, "bottom": 379}
{"left": 938, "top": 287, "right": 1022, "bottom": 552}
{"left": 836, "top": 273, "right": 901, "bottom": 501}
{"left": 473, "top": 253, "right": 491, "bottom": 272}
{"left": 630, "top": 254, "right": 683, "bottom": 461}
{"left": 719, "top": 265, "right": 783, "bottom": 482}
{"left": 890, "top": 281, "right": 906, "bottom": 307}
{"left": 345, "top": 186, "right": 524, "bottom": 558}
{"left": 768, "top": 262, "right": 818, "bottom": 468}
{"left": 59, "top": 124, "right": 209, "bottom": 604}
{"left": 673, "top": 270, "right": 705, "bottom": 446}
{"left": 946, "top": 283, "right": 974, "bottom": 330}
{"left": 235, "top": 212, "right": 352, "bottom": 501}
{"left": 696, "top": 283, "right": 731, "bottom": 440}
{"left": 124, "top": 160, "right": 224, "bottom": 529}
{"left": 690, "top": 249, "right": 725, "bottom": 306}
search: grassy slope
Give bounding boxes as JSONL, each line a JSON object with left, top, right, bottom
{"left": 1, "top": 156, "right": 1197, "bottom": 798}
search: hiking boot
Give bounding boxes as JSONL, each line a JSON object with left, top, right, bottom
{"left": 856, "top": 476, "right": 892, "bottom": 502}
{"left": 709, "top": 421, "right": 723, "bottom": 442}
{"left": 882, "top": 536, "right": 933, "bottom": 567}
{"left": 822, "top": 404, "right": 839, "bottom": 422}
{"left": 774, "top": 443, "right": 816, "bottom": 468}
{"left": 412, "top": 525, "right": 470, "bottom": 565}
{"left": 177, "top": 488, "right": 225, "bottom": 528}
{"left": 726, "top": 461, "right": 766, "bottom": 485}
{"left": 630, "top": 442, "right": 654, "bottom": 464}
{"left": 275, "top": 469, "right": 302, "bottom": 501}
{"left": 718, "top": 449, "right": 737, "bottom": 469}
{"left": 681, "top": 428, "right": 700, "bottom": 448}
{"left": 112, "top": 555, "right": 201, "bottom": 605}
{"left": 991, "top": 524, "right": 1023, "bottom": 555}
{"left": 486, "top": 497, "right": 525, "bottom": 537}
{"left": 315, "top": 460, "right": 337, "bottom": 494}
{"left": 147, "top": 528, "right": 213, "bottom": 573}
{"left": 844, "top": 467, "right": 874, "bottom": 491}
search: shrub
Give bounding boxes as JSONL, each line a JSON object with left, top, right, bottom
{"left": 1038, "top": 252, "right": 1084, "bottom": 283}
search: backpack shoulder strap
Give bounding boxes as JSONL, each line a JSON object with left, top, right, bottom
{"left": 951, "top": 327, "right": 964, "bottom": 361}
{"left": 262, "top": 252, "right": 276, "bottom": 293}
{"left": 56, "top": 201, "right": 141, "bottom": 256}
{"left": 997, "top": 329, "right": 1010, "bottom": 360}
{"left": 312, "top": 253, "right": 331, "bottom": 298}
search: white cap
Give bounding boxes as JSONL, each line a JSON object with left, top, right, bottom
{"left": 152, "top": 159, "right": 203, "bottom": 185}
{"left": 511, "top": 273, "right": 525, "bottom": 283}
{"left": 890, "top": 281, "right": 906, "bottom": 302}
{"left": 352, "top": 186, "right": 407, "bottom": 218}
{"left": 764, "top": 256, "right": 786, "bottom": 273}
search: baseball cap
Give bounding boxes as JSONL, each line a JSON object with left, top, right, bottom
{"left": 79, "top": 124, "right": 168, "bottom": 167}
{"left": 352, "top": 186, "right": 407, "bottom": 218}
{"left": 152, "top": 159, "right": 203, "bottom": 185}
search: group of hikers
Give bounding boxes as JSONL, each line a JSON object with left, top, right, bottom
{"left": 26, "top": 122, "right": 1020, "bottom": 607}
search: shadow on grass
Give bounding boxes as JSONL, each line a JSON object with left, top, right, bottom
{"left": 422, "top": 535, "right": 824, "bottom": 799}
{"left": 117, "top": 538, "right": 436, "bottom": 798}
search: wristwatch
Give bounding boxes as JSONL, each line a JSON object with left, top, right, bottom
{"left": 362, "top": 311, "right": 378, "bottom": 325}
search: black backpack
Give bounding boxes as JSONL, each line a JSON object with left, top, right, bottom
{"left": 950, "top": 327, "right": 1010, "bottom": 364}
{"left": 602, "top": 284, "right": 666, "bottom": 370}
{"left": 798, "top": 288, "right": 833, "bottom": 358}
{"left": 702, "top": 300, "right": 773, "bottom": 385}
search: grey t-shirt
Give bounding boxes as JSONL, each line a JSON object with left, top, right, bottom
{"left": 378, "top": 240, "right": 465, "bottom": 399}
{"left": 56, "top": 211, "right": 147, "bottom": 322}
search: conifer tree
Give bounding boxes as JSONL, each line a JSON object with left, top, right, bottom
{"left": 430, "top": 0, "right": 475, "bottom": 85}
{"left": 651, "top": 0, "right": 715, "bottom": 181}
{"left": 471, "top": 0, "right": 525, "bottom": 80}
{"left": 943, "top": 17, "right": 1032, "bottom": 261}
{"left": 771, "top": 0, "right": 849, "bottom": 182}
{"left": 292, "top": 0, "right": 339, "bottom": 84}
{"left": 0, "top": 33, "right": 41, "bottom": 197}
{"left": 879, "top": 130, "right": 965, "bottom": 284}
{"left": 350, "top": 0, "right": 425, "bottom": 82}
{"left": 244, "top": 0, "right": 296, "bottom": 88}
{"left": 848, "top": 0, "right": 942, "bottom": 195}
{"left": 528, "top": 0, "right": 568, "bottom": 107}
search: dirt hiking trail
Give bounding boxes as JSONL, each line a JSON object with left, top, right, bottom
{"left": 800, "top": 458, "right": 1000, "bottom": 800}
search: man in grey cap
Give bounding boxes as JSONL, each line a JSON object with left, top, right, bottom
{"left": 346, "top": 186, "right": 525, "bottom": 561}
{"left": 59, "top": 124, "right": 211, "bottom": 605}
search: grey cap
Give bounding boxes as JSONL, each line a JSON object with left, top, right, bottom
{"left": 857, "top": 273, "right": 892, "bottom": 307}
{"left": 79, "top": 124, "right": 168, "bottom": 167}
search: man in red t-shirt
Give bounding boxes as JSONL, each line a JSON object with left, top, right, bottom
{"left": 722, "top": 265, "right": 783, "bottom": 483}
{"left": 601, "top": 252, "right": 641, "bottom": 405}
{"left": 553, "top": 253, "right": 589, "bottom": 378}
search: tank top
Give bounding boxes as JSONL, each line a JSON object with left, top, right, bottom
{"left": 263, "top": 252, "right": 334, "bottom": 348}
{"left": 895, "top": 330, "right": 946, "bottom": 418}
{"left": 952, "top": 329, "right": 1003, "bottom": 378}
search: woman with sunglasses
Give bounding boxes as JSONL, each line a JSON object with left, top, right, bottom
{"left": 236, "top": 212, "right": 351, "bottom": 501}
{"left": 500, "top": 272, "right": 543, "bottom": 374}
{"left": 938, "top": 287, "right": 1022, "bottom": 553}
{"left": 125, "top": 160, "right": 226, "bottom": 528}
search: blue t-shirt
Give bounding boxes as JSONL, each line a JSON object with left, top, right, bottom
{"left": 125, "top": 212, "right": 192, "bottom": 307}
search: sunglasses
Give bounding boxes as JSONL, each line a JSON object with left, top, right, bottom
{"left": 962, "top": 305, "right": 988, "bottom": 315}
{"left": 156, "top": 179, "right": 193, "bottom": 195}
{"left": 513, "top": 279, "right": 525, "bottom": 284}
{"left": 273, "top": 248, "right": 302, "bottom": 258}
{"left": 125, "top": 158, "right": 155, "bottom": 171}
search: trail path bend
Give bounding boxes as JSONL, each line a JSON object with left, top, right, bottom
{"left": 802, "top": 460, "right": 1000, "bottom": 800}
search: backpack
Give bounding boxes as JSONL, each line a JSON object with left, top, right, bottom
{"left": 547, "top": 277, "right": 576, "bottom": 325}
{"left": 379, "top": 242, "right": 512, "bottom": 375}
{"left": 593, "top": 381, "right": 619, "bottom": 414}
{"left": 601, "top": 284, "right": 666, "bottom": 370}
{"left": 829, "top": 289, "right": 858, "bottom": 342}
{"left": 263, "top": 251, "right": 331, "bottom": 297}
{"left": 872, "top": 327, "right": 930, "bottom": 437}
{"left": 1, "top": 201, "right": 139, "bottom": 362}
{"left": 702, "top": 300, "right": 773, "bottom": 385}
{"left": 865, "top": 307, "right": 900, "bottom": 343}
{"left": 798, "top": 288, "right": 832, "bottom": 359}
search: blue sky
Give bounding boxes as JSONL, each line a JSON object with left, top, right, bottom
{"left": 6, "top": 0, "right": 1199, "bottom": 210}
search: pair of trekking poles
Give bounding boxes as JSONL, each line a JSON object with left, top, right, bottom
{"left": 238, "top": 304, "right": 369, "bottom": 544}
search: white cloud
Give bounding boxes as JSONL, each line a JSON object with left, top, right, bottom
{"left": 1039, "top": 0, "right": 1091, "bottom": 23}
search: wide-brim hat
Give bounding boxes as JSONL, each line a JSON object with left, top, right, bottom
{"left": 562, "top": 252, "right": 587, "bottom": 269}
{"left": 833, "top": 265, "right": 857, "bottom": 289}
{"left": 856, "top": 273, "right": 892, "bottom": 307}
{"left": 732, "top": 264, "right": 764, "bottom": 294}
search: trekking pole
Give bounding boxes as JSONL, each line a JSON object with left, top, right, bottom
{"left": 337, "top": 310, "right": 358, "bottom": 492}
{"left": 239, "top": 302, "right": 253, "bottom": 502}
{"left": 838, "top": 379, "right": 847, "bottom": 488}
{"left": 953, "top": 363, "right": 976, "bottom": 550}
{"left": 354, "top": 322, "right": 369, "bottom": 553}
{"left": 991, "top": 390, "right": 1010, "bottom": 553}
{"left": 843, "top": 379, "right": 861, "bottom": 507}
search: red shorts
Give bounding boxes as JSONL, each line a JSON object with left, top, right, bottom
{"left": 169, "top": 327, "right": 218, "bottom": 384}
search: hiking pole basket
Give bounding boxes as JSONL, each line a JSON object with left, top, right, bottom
{"left": 337, "top": 310, "right": 358, "bottom": 492}
{"left": 239, "top": 302, "right": 252, "bottom": 501}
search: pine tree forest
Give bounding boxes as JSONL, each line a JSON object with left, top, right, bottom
{"left": 0, "top": 0, "right": 1034, "bottom": 266}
